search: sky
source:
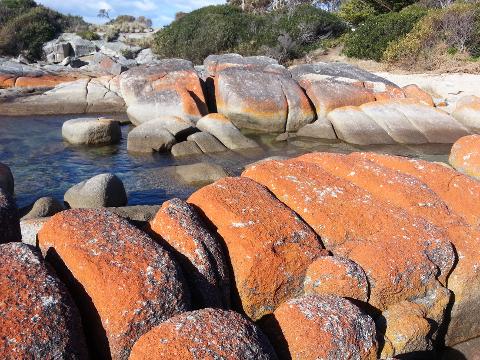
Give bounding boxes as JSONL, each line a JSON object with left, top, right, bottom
{"left": 36, "top": 0, "right": 226, "bottom": 27}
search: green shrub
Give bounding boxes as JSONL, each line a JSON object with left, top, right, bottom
{"left": 153, "top": 4, "right": 346, "bottom": 64}
{"left": 0, "top": 5, "right": 64, "bottom": 59}
{"left": 0, "top": 0, "right": 36, "bottom": 26}
{"left": 384, "top": 3, "right": 480, "bottom": 67}
{"left": 153, "top": 5, "right": 255, "bottom": 64}
{"left": 343, "top": 5, "right": 427, "bottom": 61}
{"left": 77, "top": 29, "right": 100, "bottom": 41}
{"left": 338, "top": 0, "right": 378, "bottom": 26}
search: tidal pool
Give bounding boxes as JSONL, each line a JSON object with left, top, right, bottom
{"left": 0, "top": 113, "right": 453, "bottom": 208}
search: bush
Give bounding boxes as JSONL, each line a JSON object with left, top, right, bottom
{"left": 0, "top": 5, "right": 65, "bottom": 59}
{"left": 338, "top": 0, "right": 378, "bottom": 26}
{"left": 384, "top": 3, "right": 480, "bottom": 67}
{"left": 343, "top": 5, "right": 427, "bottom": 61}
{"left": 104, "top": 26, "right": 120, "bottom": 42}
{"left": 153, "top": 4, "right": 346, "bottom": 64}
{"left": 77, "top": 29, "right": 100, "bottom": 41}
{"left": 0, "top": 0, "right": 36, "bottom": 26}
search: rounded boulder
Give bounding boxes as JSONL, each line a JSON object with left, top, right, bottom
{"left": 0, "top": 162, "right": 14, "bottom": 194}
{"left": 0, "top": 242, "right": 88, "bottom": 359}
{"left": 64, "top": 173, "right": 127, "bottom": 208}
{"left": 264, "top": 295, "right": 377, "bottom": 360}
{"left": 449, "top": 134, "right": 480, "bottom": 179}
{"left": 62, "top": 117, "right": 121, "bottom": 146}
{"left": 38, "top": 209, "right": 190, "bottom": 359}
{"left": 129, "top": 308, "right": 278, "bottom": 360}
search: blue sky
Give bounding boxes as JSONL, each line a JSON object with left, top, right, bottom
{"left": 36, "top": 0, "right": 225, "bottom": 27}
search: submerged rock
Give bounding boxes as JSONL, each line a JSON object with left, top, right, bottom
{"left": 38, "top": 209, "right": 191, "bottom": 359}
{"left": 174, "top": 162, "right": 228, "bottom": 185}
{"left": 64, "top": 173, "right": 127, "bottom": 208}
{"left": 0, "top": 242, "right": 88, "bottom": 359}
{"left": 129, "top": 308, "right": 278, "bottom": 360}
{"left": 187, "top": 132, "right": 228, "bottom": 153}
{"left": 171, "top": 141, "right": 203, "bottom": 157}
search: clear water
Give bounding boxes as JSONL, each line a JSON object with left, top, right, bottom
{"left": 0, "top": 113, "right": 453, "bottom": 209}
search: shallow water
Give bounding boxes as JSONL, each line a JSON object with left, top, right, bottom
{"left": 0, "top": 114, "right": 453, "bottom": 208}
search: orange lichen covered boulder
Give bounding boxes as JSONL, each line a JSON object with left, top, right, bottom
{"left": 119, "top": 59, "right": 207, "bottom": 125}
{"left": 304, "top": 256, "right": 369, "bottom": 302}
{"left": 0, "top": 187, "right": 21, "bottom": 244}
{"left": 243, "top": 159, "right": 453, "bottom": 310}
{"left": 188, "top": 177, "right": 325, "bottom": 320}
{"left": 129, "top": 308, "right": 278, "bottom": 360}
{"left": 358, "top": 152, "right": 480, "bottom": 345}
{"left": 149, "top": 198, "right": 230, "bottom": 308}
{"left": 264, "top": 295, "right": 377, "bottom": 360}
{"left": 449, "top": 134, "right": 480, "bottom": 179}
{"left": 215, "top": 68, "right": 315, "bottom": 132}
{"left": 0, "top": 243, "right": 88, "bottom": 359}
{"left": 298, "top": 78, "right": 376, "bottom": 117}
{"left": 402, "top": 84, "right": 434, "bottom": 106}
{"left": 37, "top": 209, "right": 190, "bottom": 359}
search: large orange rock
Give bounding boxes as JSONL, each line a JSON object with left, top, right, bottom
{"left": 298, "top": 77, "right": 376, "bottom": 117}
{"left": 0, "top": 243, "right": 88, "bottom": 359}
{"left": 449, "top": 134, "right": 480, "bottom": 179}
{"left": 38, "top": 209, "right": 190, "bottom": 359}
{"left": 149, "top": 198, "right": 230, "bottom": 308}
{"left": 129, "top": 308, "right": 278, "bottom": 360}
{"left": 119, "top": 60, "right": 207, "bottom": 125}
{"left": 304, "top": 255, "right": 369, "bottom": 302}
{"left": 402, "top": 84, "right": 434, "bottom": 106}
{"left": 264, "top": 295, "right": 377, "bottom": 360}
{"left": 204, "top": 53, "right": 285, "bottom": 77}
{"left": 215, "top": 68, "right": 315, "bottom": 132}
{"left": 359, "top": 152, "right": 480, "bottom": 345}
{"left": 243, "top": 159, "right": 453, "bottom": 311}
{"left": 188, "top": 177, "right": 325, "bottom": 320}
{"left": 0, "top": 188, "right": 21, "bottom": 244}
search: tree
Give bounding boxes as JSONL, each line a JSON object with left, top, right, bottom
{"left": 97, "top": 8, "right": 110, "bottom": 20}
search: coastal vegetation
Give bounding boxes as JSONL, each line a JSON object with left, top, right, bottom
{"left": 153, "top": 0, "right": 480, "bottom": 70}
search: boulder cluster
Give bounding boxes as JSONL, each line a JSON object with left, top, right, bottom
{"left": 3, "top": 134, "right": 480, "bottom": 358}
{"left": 2, "top": 54, "right": 479, "bottom": 156}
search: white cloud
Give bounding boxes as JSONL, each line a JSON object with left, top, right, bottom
{"left": 36, "top": 0, "right": 225, "bottom": 26}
